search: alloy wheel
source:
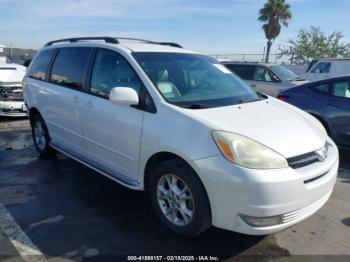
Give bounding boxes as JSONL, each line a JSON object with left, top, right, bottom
{"left": 157, "top": 174, "right": 194, "bottom": 226}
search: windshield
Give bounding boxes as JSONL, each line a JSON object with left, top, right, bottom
{"left": 270, "top": 65, "right": 300, "bottom": 81}
{"left": 133, "top": 52, "right": 261, "bottom": 108}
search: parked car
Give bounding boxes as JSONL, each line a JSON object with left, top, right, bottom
{"left": 222, "top": 61, "right": 307, "bottom": 97}
{"left": 279, "top": 75, "right": 350, "bottom": 148}
{"left": 24, "top": 37, "right": 338, "bottom": 237}
{"left": 0, "top": 63, "right": 27, "bottom": 117}
{"left": 301, "top": 58, "right": 350, "bottom": 81}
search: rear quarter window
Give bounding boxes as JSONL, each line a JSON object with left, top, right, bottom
{"left": 27, "top": 49, "right": 56, "bottom": 81}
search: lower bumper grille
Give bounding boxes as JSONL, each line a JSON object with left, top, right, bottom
{"left": 281, "top": 190, "right": 332, "bottom": 224}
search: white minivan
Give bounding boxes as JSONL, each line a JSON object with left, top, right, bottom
{"left": 24, "top": 37, "right": 339, "bottom": 237}
{"left": 301, "top": 58, "right": 350, "bottom": 81}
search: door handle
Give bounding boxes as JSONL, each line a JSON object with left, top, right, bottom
{"left": 73, "top": 96, "right": 81, "bottom": 103}
{"left": 84, "top": 100, "right": 94, "bottom": 108}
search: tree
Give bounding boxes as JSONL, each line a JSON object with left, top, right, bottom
{"left": 279, "top": 26, "right": 350, "bottom": 64}
{"left": 258, "top": 0, "right": 292, "bottom": 63}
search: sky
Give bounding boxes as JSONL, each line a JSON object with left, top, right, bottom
{"left": 0, "top": 0, "right": 349, "bottom": 55}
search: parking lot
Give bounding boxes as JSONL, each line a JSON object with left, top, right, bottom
{"left": 0, "top": 118, "right": 350, "bottom": 261}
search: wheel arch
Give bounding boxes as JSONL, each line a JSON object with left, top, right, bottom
{"left": 144, "top": 152, "right": 186, "bottom": 189}
{"left": 28, "top": 107, "right": 41, "bottom": 125}
{"left": 143, "top": 152, "right": 208, "bottom": 196}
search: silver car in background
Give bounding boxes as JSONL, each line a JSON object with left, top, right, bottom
{"left": 222, "top": 61, "right": 307, "bottom": 97}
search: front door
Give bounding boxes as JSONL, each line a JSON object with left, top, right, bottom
{"left": 250, "top": 66, "right": 279, "bottom": 97}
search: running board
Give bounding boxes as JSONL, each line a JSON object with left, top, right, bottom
{"left": 49, "top": 143, "right": 143, "bottom": 190}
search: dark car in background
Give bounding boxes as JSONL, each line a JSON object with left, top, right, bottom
{"left": 279, "top": 75, "right": 350, "bottom": 147}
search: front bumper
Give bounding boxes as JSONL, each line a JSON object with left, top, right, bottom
{"left": 0, "top": 101, "right": 27, "bottom": 117}
{"left": 192, "top": 138, "right": 338, "bottom": 235}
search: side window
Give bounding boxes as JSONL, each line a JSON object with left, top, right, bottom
{"left": 311, "top": 62, "right": 331, "bottom": 73}
{"left": 50, "top": 47, "right": 91, "bottom": 90}
{"left": 312, "top": 83, "right": 330, "bottom": 93}
{"left": 253, "top": 66, "right": 276, "bottom": 82}
{"left": 226, "top": 65, "right": 254, "bottom": 80}
{"left": 28, "top": 49, "right": 56, "bottom": 81}
{"left": 332, "top": 81, "right": 350, "bottom": 99}
{"left": 90, "top": 49, "right": 142, "bottom": 98}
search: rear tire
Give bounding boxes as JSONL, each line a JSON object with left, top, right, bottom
{"left": 149, "top": 158, "right": 211, "bottom": 237}
{"left": 31, "top": 114, "right": 56, "bottom": 158}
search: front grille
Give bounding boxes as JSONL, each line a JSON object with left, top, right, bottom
{"left": 0, "top": 86, "right": 23, "bottom": 101}
{"left": 287, "top": 151, "right": 319, "bottom": 169}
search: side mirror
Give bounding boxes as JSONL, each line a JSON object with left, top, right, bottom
{"left": 109, "top": 87, "right": 139, "bottom": 106}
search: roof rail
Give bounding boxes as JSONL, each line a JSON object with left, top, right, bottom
{"left": 115, "top": 37, "right": 182, "bottom": 48}
{"left": 44, "top": 37, "right": 119, "bottom": 47}
{"left": 44, "top": 36, "right": 182, "bottom": 48}
{"left": 158, "top": 42, "right": 182, "bottom": 48}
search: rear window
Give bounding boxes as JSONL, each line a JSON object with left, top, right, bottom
{"left": 225, "top": 64, "right": 254, "bottom": 80}
{"left": 50, "top": 47, "right": 91, "bottom": 90}
{"left": 28, "top": 49, "right": 56, "bottom": 81}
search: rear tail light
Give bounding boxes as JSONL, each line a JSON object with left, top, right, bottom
{"left": 278, "top": 95, "right": 288, "bottom": 101}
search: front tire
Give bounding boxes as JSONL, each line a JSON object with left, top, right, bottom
{"left": 31, "top": 114, "right": 55, "bottom": 158}
{"left": 149, "top": 159, "right": 211, "bottom": 237}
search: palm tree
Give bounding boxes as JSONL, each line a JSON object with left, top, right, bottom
{"left": 259, "top": 0, "right": 292, "bottom": 63}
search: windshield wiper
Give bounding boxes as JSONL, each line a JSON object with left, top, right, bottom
{"left": 238, "top": 96, "right": 264, "bottom": 104}
{"left": 184, "top": 104, "right": 211, "bottom": 109}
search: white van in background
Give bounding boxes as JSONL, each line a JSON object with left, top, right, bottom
{"left": 301, "top": 58, "right": 350, "bottom": 81}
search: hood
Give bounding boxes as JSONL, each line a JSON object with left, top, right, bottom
{"left": 185, "top": 98, "right": 326, "bottom": 158}
{"left": 0, "top": 64, "right": 26, "bottom": 83}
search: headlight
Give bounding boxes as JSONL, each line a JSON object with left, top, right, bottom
{"left": 212, "top": 131, "right": 288, "bottom": 169}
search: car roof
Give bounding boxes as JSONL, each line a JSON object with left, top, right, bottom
{"left": 318, "top": 58, "right": 350, "bottom": 62}
{"left": 307, "top": 74, "right": 350, "bottom": 85}
{"left": 117, "top": 42, "right": 198, "bottom": 54}
{"left": 282, "top": 75, "right": 350, "bottom": 93}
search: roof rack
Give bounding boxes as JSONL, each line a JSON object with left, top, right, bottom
{"left": 44, "top": 37, "right": 182, "bottom": 48}
{"left": 115, "top": 37, "right": 182, "bottom": 48}
{"left": 45, "top": 37, "right": 119, "bottom": 46}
